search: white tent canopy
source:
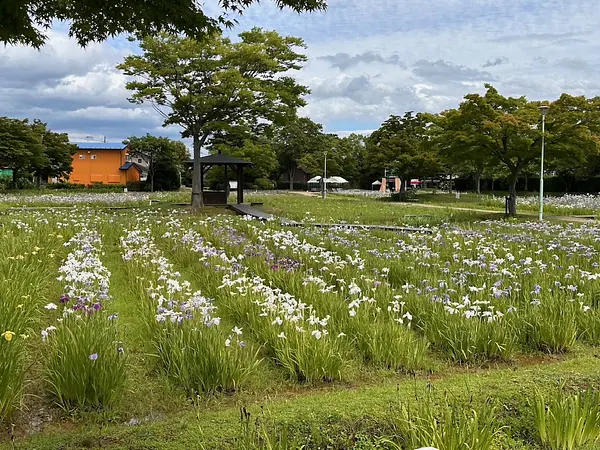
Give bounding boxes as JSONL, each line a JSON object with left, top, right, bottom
{"left": 328, "top": 176, "right": 349, "bottom": 184}
{"left": 371, "top": 180, "right": 382, "bottom": 185}
{"left": 307, "top": 175, "right": 349, "bottom": 184}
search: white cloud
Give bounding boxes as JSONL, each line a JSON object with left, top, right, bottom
{"left": 3, "top": 0, "right": 600, "bottom": 138}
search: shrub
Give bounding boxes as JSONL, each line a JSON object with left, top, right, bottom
{"left": 44, "top": 315, "right": 126, "bottom": 410}
{"left": 126, "top": 181, "right": 149, "bottom": 192}
{"left": 390, "top": 189, "right": 418, "bottom": 202}
{"left": 152, "top": 166, "right": 181, "bottom": 191}
{"left": 89, "top": 182, "right": 127, "bottom": 191}
{"left": 46, "top": 182, "right": 86, "bottom": 190}
{"left": 254, "top": 178, "right": 275, "bottom": 190}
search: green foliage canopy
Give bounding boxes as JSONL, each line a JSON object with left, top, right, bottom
{"left": 1, "top": 0, "right": 326, "bottom": 48}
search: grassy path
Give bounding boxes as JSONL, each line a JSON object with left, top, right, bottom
{"left": 4, "top": 349, "right": 600, "bottom": 449}
{"left": 389, "top": 201, "right": 599, "bottom": 223}
{"left": 96, "top": 223, "right": 187, "bottom": 427}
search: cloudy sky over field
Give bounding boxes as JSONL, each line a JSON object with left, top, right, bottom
{"left": 1, "top": 0, "right": 599, "bottom": 143}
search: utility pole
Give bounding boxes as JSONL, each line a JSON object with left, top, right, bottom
{"left": 539, "top": 105, "right": 550, "bottom": 221}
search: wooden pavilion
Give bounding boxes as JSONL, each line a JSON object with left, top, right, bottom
{"left": 195, "top": 153, "right": 253, "bottom": 205}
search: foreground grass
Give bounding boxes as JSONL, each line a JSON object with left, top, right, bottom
{"left": 3, "top": 200, "right": 600, "bottom": 449}
{"left": 3, "top": 349, "right": 600, "bottom": 449}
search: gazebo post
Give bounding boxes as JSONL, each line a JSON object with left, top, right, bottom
{"left": 199, "top": 163, "right": 204, "bottom": 204}
{"left": 237, "top": 165, "right": 243, "bottom": 204}
{"left": 224, "top": 164, "right": 229, "bottom": 203}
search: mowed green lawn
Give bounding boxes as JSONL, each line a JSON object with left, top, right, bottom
{"left": 1, "top": 194, "right": 600, "bottom": 449}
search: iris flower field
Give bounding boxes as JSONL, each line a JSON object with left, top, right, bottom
{"left": 2, "top": 194, "right": 600, "bottom": 449}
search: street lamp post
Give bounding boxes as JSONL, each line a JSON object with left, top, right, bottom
{"left": 539, "top": 105, "right": 550, "bottom": 221}
{"left": 322, "top": 151, "right": 328, "bottom": 199}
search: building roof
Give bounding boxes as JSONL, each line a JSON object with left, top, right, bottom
{"left": 119, "top": 162, "right": 142, "bottom": 172}
{"left": 198, "top": 153, "right": 253, "bottom": 166}
{"left": 73, "top": 142, "right": 127, "bottom": 150}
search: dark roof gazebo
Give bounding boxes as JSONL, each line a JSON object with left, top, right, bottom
{"left": 193, "top": 153, "right": 253, "bottom": 206}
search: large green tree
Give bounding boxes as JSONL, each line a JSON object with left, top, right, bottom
{"left": 0, "top": 117, "right": 76, "bottom": 187}
{"left": 30, "top": 120, "right": 78, "bottom": 187}
{"left": 434, "top": 85, "right": 600, "bottom": 215}
{"left": 2, "top": 0, "right": 325, "bottom": 48}
{"left": 335, "top": 133, "right": 367, "bottom": 188}
{"left": 272, "top": 117, "right": 328, "bottom": 189}
{"left": 428, "top": 108, "right": 491, "bottom": 194}
{"left": 123, "top": 134, "right": 188, "bottom": 192}
{"left": 118, "top": 28, "right": 309, "bottom": 207}
{"left": 296, "top": 133, "right": 366, "bottom": 188}
{"left": 210, "top": 124, "right": 278, "bottom": 189}
{"left": 0, "top": 117, "right": 43, "bottom": 185}
{"left": 366, "top": 111, "right": 441, "bottom": 195}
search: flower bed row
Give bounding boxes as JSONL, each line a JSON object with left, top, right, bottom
{"left": 42, "top": 228, "right": 126, "bottom": 410}
{"left": 120, "top": 227, "right": 258, "bottom": 395}
{"left": 162, "top": 218, "right": 428, "bottom": 380}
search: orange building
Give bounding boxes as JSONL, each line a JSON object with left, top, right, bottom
{"left": 68, "top": 143, "right": 142, "bottom": 185}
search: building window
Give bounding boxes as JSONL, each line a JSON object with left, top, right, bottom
{"left": 91, "top": 154, "right": 97, "bottom": 160}
{"left": 79, "top": 154, "right": 85, "bottom": 160}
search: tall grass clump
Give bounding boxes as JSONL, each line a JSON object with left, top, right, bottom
{"left": 424, "top": 306, "right": 518, "bottom": 363}
{"left": 383, "top": 395, "right": 500, "bottom": 450}
{"left": 0, "top": 330, "right": 24, "bottom": 421}
{"left": 153, "top": 321, "right": 260, "bottom": 395}
{"left": 524, "top": 299, "right": 578, "bottom": 353}
{"left": 354, "top": 320, "right": 429, "bottom": 372}
{"left": 533, "top": 388, "right": 600, "bottom": 450}
{"left": 0, "top": 225, "right": 66, "bottom": 421}
{"left": 44, "top": 315, "right": 126, "bottom": 409}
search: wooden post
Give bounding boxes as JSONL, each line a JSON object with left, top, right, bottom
{"left": 237, "top": 165, "right": 243, "bottom": 204}
{"left": 199, "top": 163, "right": 204, "bottom": 205}
{"left": 224, "top": 164, "right": 229, "bottom": 202}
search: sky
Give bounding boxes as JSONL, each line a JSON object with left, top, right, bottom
{"left": 1, "top": 0, "right": 599, "bottom": 144}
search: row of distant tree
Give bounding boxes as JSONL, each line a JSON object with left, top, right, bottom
{"left": 4, "top": 18, "right": 600, "bottom": 214}
{"left": 200, "top": 83, "right": 600, "bottom": 217}
{"left": 0, "top": 117, "right": 76, "bottom": 188}
{"left": 114, "top": 29, "right": 600, "bottom": 214}
{"left": 0, "top": 118, "right": 188, "bottom": 191}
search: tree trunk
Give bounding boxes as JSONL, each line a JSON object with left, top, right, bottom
{"left": 150, "top": 166, "right": 154, "bottom": 193}
{"left": 475, "top": 172, "right": 481, "bottom": 195}
{"left": 191, "top": 133, "right": 204, "bottom": 208}
{"left": 288, "top": 167, "right": 295, "bottom": 190}
{"left": 36, "top": 173, "right": 41, "bottom": 189}
{"left": 491, "top": 178, "right": 495, "bottom": 192}
{"left": 449, "top": 170, "right": 453, "bottom": 194}
{"left": 524, "top": 174, "right": 528, "bottom": 192}
{"left": 507, "top": 175, "right": 518, "bottom": 217}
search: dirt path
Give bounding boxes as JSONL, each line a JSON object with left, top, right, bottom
{"left": 398, "top": 202, "right": 598, "bottom": 224}
{"left": 287, "top": 190, "right": 319, "bottom": 197}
